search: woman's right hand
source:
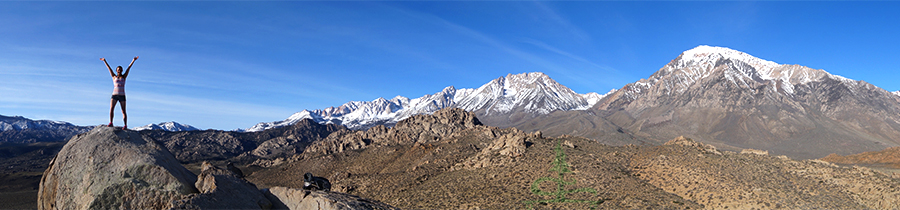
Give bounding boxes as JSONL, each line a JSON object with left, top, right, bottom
{"left": 100, "top": 58, "right": 106, "bottom": 61}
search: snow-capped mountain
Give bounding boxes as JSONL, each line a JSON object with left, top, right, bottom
{"left": 0, "top": 115, "right": 85, "bottom": 132}
{"left": 893, "top": 90, "right": 900, "bottom": 97}
{"left": 615, "top": 45, "right": 856, "bottom": 102}
{"left": 242, "top": 72, "right": 608, "bottom": 132}
{"left": 134, "top": 121, "right": 199, "bottom": 132}
{"left": 0, "top": 115, "right": 91, "bottom": 143}
{"left": 592, "top": 45, "right": 900, "bottom": 159}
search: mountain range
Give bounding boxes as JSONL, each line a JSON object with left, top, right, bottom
{"left": 240, "top": 72, "right": 606, "bottom": 132}
{"left": 3, "top": 45, "right": 899, "bottom": 160}
{"left": 0, "top": 115, "right": 90, "bottom": 143}
{"left": 134, "top": 121, "right": 200, "bottom": 132}
{"left": 239, "top": 46, "right": 900, "bottom": 159}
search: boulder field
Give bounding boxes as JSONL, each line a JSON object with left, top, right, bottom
{"left": 37, "top": 126, "right": 394, "bottom": 210}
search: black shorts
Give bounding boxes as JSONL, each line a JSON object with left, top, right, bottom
{"left": 111, "top": 95, "right": 126, "bottom": 102}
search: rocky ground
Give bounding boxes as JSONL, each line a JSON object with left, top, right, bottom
{"left": 248, "top": 108, "right": 900, "bottom": 209}
{"left": 822, "top": 146, "right": 900, "bottom": 174}
{"left": 0, "top": 142, "right": 64, "bottom": 209}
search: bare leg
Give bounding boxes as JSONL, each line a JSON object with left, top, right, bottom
{"left": 120, "top": 100, "right": 127, "bottom": 128}
{"left": 109, "top": 98, "right": 116, "bottom": 125}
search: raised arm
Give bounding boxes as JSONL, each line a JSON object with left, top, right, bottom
{"left": 123, "top": 56, "right": 138, "bottom": 78}
{"left": 101, "top": 58, "right": 114, "bottom": 77}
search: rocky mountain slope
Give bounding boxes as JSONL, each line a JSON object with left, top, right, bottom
{"left": 822, "top": 146, "right": 900, "bottom": 169}
{"left": 134, "top": 121, "right": 199, "bottom": 132}
{"left": 248, "top": 108, "right": 900, "bottom": 209}
{"left": 522, "top": 45, "right": 900, "bottom": 159}
{"left": 0, "top": 115, "right": 90, "bottom": 143}
{"left": 243, "top": 72, "right": 604, "bottom": 131}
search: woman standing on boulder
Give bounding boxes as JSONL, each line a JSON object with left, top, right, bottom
{"left": 102, "top": 56, "right": 137, "bottom": 130}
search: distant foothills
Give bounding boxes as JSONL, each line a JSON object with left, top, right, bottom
{"left": 3, "top": 45, "right": 900, "bottom": 159}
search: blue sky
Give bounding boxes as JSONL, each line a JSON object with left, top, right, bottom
{"left": 1, "top": 1, "right": 898, "bottom": 130}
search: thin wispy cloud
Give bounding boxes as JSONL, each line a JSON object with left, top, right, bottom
{"left": 531, "top": 1, "right": 592, "bottom": 44}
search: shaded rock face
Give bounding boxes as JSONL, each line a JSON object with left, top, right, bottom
{"left": 38, "top": 126, "right": 198, "bottom": 210}
{"left": 172, "top": 162, "right": 272, "bottom": 209}
{"left": 265, "top": 187, "right": 398, "bottom": 210}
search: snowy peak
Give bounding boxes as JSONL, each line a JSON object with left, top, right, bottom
{"left": 134, "top": 121, "right": 199, "bottom": 132}
{"left": 243, "top": 72, "right": 604, "bottom": 132}
{"left": 894, "top": 91, "right": 900, "bottom": 97}
{"left": 631, "top": 45, "right": 862, "bottom": 98}
{"left": 676, "top": 45, "right": 779, "bottom": 72}
{"left": 654, "top": 45, "right": 779, "bottom": 89}
{"left": 454, "top": 72, "right": 595, "bottom": 115}
{"left": 596, "top": 45, "right": 900, "bottom": 114}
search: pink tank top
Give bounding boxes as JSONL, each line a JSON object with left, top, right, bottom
{"left": 112, "top": 77, "right": 125, "bottom": 95}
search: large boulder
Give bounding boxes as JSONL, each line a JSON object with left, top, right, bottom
{"left": 171, "top": 162, "right": 272, "bottom": 209}
{"left": 265, "top": 187, "right": 398, "bottom": 210}
{"left": 38, "top": 126, "right": 198, "bottom": 209}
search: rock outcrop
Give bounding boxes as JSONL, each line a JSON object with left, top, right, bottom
{"left": 265, "top": 187, "right": 398, "bottom": 210}
{"left": 305, "top": 108, "right": 482, "bottom": 154}
{"left": 172, "top": 162, "right": 272, "bottom": 209}
{"left": 38, "top": 126, "right": 198, "bottom": 210}
{"left": 451, "top": 127, "right": 531, "bottom": 170}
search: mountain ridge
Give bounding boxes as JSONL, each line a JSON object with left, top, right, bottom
{"left": 242, "top": 72, "right": 606, "bottom": 132}
{"left": 134, "top": 121, "right": 200, "bottom": 132}
{"left": 0, "top": 114, "right": 91, "bottom": 143}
